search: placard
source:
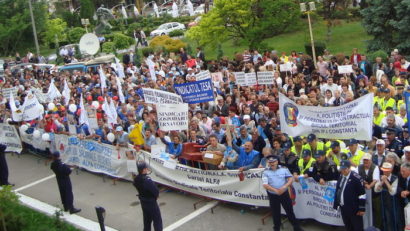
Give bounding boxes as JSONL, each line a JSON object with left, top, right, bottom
{"left": 142, "top": 88, "right": 183, "bottom": 104}
{"left": 280, "top": 62, "right": 292, "bottom": 72}
{"left": 174, "top": 79, "right": 214, "bottom": 104}
{"left": 157, "top": 103, "right": 189, "bottom": 131}
{"left": 204, "top": 153, "right": 214, "bottom": 159}
{"left": 1, "top": 87, "right": 18, "bottom": 99}
{"left": 257, "top": 71, "right": 275, "bottom": 85}
{"left": 338, "top": 65, "right": 354, "bottom": 74}
{"left": 195, "top": 70, "right": 211, "bottom": 81}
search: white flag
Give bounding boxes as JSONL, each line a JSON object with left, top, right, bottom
{"left": 121, "top": 5, "right": 128, "bottom": 18}
{"left": 79, "top": 94, "right": 90, "bottom": 126}
{"left": 153, "top": 2, "right": 159, "bottom": 17}
{"left": 102, "top": 97, "right": 117, "bottom": 128}
{"left": 62, "top": 79, "right": 71, "bottom": 106}
{"left": 115, "top": 57, "right": 125, "bottom": 79}
{"left": 116, "top": 77, "right": 126, "bottom": 104}
{"left": 146, "top": 58, "right": 157, "bottom": 82}
{"left": 99, "top": 65, "right": 107, "bottom": 93}
{"left": 187, "top": 0, "right": 194, "bottom": 16}
{"left": 133, "top": 6, "right": 140, "bottom": 17}
{"left": 172, "top": 2, "right": 179, "bottom": 18}
{"left": 9, "top": 94, "right": 22, "bottom": 122}
{"left": 47, "top": 79, "right": 62, "bottom": 101}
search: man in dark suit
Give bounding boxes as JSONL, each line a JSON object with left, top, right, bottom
{"left": 333, "top": 160, "right": 366, "bottom": 231}
{"left": 398, "top": 162, "right": 410, "bottom": 229}
{"left": 50, "top": 152, "right": 81, "bottom": 214}
{"left": 211, "top": 96, "right": 229, "bottom": 117}
{"left": 0, "top": 144, "right": 12, "bottom": 186}
{"left": 123, "top": 51, "right": 131, "bottom": 65}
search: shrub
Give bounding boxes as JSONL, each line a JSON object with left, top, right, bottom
{"left": 102, "top": 42, "right": 116, "bottom": 53}
{"left": 113, "top": 33, "right": 135, "bottom": 50}
{"left": 149, "top": 35, "right": 186, "bottom": 53}
{"left": 67, "top": 27, "right": 86, "bottom": 44}
{"left": 304, "top": 41, "right": 326, "bottom": 59}
{"left": 169, "top": 29, "right": 185, "bottom": 37}
{"left": 368, "top": 50, "right": 388, "bottom": 63}
{"left": 141, "top": 47, "right": 155, "bottom": 57}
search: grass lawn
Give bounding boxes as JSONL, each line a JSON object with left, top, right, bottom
{"left": 184, "top": 19, "right": 371, "bottom": 60}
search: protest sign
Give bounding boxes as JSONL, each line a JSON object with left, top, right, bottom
{"left": 0, "top": 123, "right": 22, "bottom": 153}
{"left": 195, "top": 70, "right": 211, "bottom": 81}
{"left": 257, "top": 71, "right": 275, "bottom": 85}
{"left": 12, "top": 93, "right": 43, "bottom": 122}
{"left": 32, "top": 88, "right": 48, "bottom": 103}
{"left": 142, "top": 88, "right": 183, "bottom": 104}
{"left": 1, "top": 87, "right": 18, "bottom": 99}
{"left": 234, "top": 72, "right": 257, "bottom": 86}
{"left": 279, "top": 93, "right": 373, "bottom": 140}
{"left": 157, "top": 104, "right": 189, "bottom": 131}
{"left": 174, "top": 79, "right": 214, "bottom": 104}
{"left": 280, "top": 62, "right": 292, "bottom": 72}
{"left": 338, "top": 65, "right": 354, "bottom": 74}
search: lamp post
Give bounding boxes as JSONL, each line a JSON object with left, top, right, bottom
{"left": 28, "top": 0, "right": 40, "bottom": 56}
{"left": 300, "top": 2, "right": 317, "bottom": 68}
{"left": 81, "top": 18, "right": 90, "bottom": 33}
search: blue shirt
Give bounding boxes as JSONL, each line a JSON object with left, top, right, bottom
{"left": 262, "top": 167, "right": 292, "bottom": 195}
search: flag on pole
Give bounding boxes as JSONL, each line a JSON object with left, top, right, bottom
{"left": 115, "top": 57, "right": 125, "bottom": 79}
{"left": 47, "top": 79, "right": 62, "bottom": 101}
{"left": 62, "top": 79, "right": 71, "bottom": 106}
{"left": 79, "top": 94, "right": 90, "bottom": 126}
{"left": 99, "top": 65, "right": 107, "bottom": 94}
{"left": 116, "top": 77, "right": 126, "bottom": 104}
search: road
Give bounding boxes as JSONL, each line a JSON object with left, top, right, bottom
{"left": 6, "top": 152, "right": 345, "bottom": 231}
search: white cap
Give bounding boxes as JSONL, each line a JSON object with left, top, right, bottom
{"left": 243, "top": 115, "right": 250, "bottom": 120}
{"left": 394, "top": 48, "right": 399, "bottom": 53}
{"left": 376, "top": 139, "right": 385, "bottom": 145}
{"left": 362, "top": 153, "right": 372, "bottom": 160}
{"left": 404, "top": 146, "right": 410, "bottom": 152}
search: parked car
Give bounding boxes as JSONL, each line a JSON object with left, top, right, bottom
{"left": 188, "top": 16, "right": 202, "bottom": 28}
{"left": 58, "top": 54, "right": 115, "bottom": 73}
{"left": 150, "top": 22, "right": 186, "bottom": 37}
{"left": 194, "top": 4, "right": 206, "bottom": 15}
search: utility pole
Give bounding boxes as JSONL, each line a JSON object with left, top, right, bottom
{"left": 28, "top": 0, "right": 40, "bottom": 56}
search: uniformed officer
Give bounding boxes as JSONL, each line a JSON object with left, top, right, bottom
{"left": 291, "top": 136, "right": 304, "bottom": 158}
{"left": 333, "top": 160, "right": 366, "bottom": 231}
{"left": 326, "top": 141, "right": 345, "bottom": 166}
{"left": 50, "top": 152, "right": 81, "bottom": 214}
{"left": 133, "top": 161, "right": 163, "bottom": 231}
{"left": 262, "top": 155, "right": 304, "bottom": 231}
{"left": 385, "top": 128, "right": 403, "bottom": 157}
{"left": 296, "top": 149, "right": 315, "bottom": 178}
{"left": 345, "top": 139, "right": 365, "bottom": 167}
{"left": 303, "top": 134, "right": 325, "bottom": 157}
{"left": 279, "top": 142, "right": 299, "bottom": 174}
{"left": 399, "top": 125, "right": 410, "bottom": 147}
{"left": 307, "top": 150, "right": 338, "bottom": 185}
{"left": 0, "top": 144, "right": 13, "bottom": 186}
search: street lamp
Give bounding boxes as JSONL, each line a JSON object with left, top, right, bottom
{"left": 81, "top": 18, "right": 90, "bottom": 33}
{"left": 28, "top": 0, "right": 40, "bottom": 56}
{"left": 300, "top": 2, "right": 317, "bottom": 68}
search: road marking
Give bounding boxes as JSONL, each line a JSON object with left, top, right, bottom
{"left": 14, "top": 174, "right": 56, "bottom": 192}
{"left": 17, "top": 192, "right": 118, "bottom": 231}
{"left": 164, "top": 201, "right": 218, "bottom": 231}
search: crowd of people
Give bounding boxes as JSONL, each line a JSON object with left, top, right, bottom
{"left": 1, "top": 46, "right": 410, "bottom": 231}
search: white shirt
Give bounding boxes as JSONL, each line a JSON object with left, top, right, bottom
{"left": 340, "top": 171, "right": 351, "bottom": 206}
{"left": 374, "top": 174, "right": 398, "bottom": 195}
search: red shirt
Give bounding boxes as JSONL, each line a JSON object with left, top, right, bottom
{"left": 44, "top": 121, "right": 57, "bottom": 133}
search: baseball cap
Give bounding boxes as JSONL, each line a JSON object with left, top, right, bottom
{"left": 116, "top": 126, "right": 123, "bottom": 132}
{"left": 112, "top": 96, "right": 119, "bottom": 101}
{"left": 52, "top": 151, "right": 60, "bottom": 157}
{"left": 313, "top": 150, "right": 325, "bottom": 159}
{"left": 87, "top": 95, "right": 93, "bottom": 101}
{"left": 348, "top": 139, "right": 358, "bottom": 145}
{"left": 243, "top": 115, "right": 250, "bottom": 120}
{"left": 282, "top": 142, "right": 291, "bottom": 150}
{"left": 307, "top": 134, "right": 316, "bottom": 142}
{"left": 266, "top": 155, "right": 279, "bottom": 162}
{"left": 380, "top": 162, "right": 393, "bottom": 172}
{"left": 137, "top": 161, "right": 147, "bottom": 173}
{"left": 403, "top": 126, "right": 409, "bottom": 132}
{"left": 340, "top": 160, "right": 351, "bottom": 169}
{"left": 293, "top": 136, "right": 302, "bottom": 142}
{"left": 97, "top": 96, "right": 104, "bottom": 102}
{"left": 330, "top": 141, "right": 340, "bottom": 148}
{"left": 376, "top": 139, "right": 385, "bottom": 145}
{"left": 362, "top": 153, "right": 372, "bottom": 160}
{"left": 404, "top": 146, "right": 410, "bottom": 153}
{"left": 386, "top": 128, "right": 397, "bottom": 134}
{"left": 302, "top": 149, "right": 311, "bottom": 158}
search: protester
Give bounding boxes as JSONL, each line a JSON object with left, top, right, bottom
{"left": 0, "top": 144, "right": 12, "bottom": 186}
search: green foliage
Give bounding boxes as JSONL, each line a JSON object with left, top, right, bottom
{"left": 60, "top": 11, "right": 81, "bottom": 27}
{"left": 42, "top": 18, "right": 68, "bottom": 47}
{"left": 368, "top": 50, "right": 388, "bottom": 63}
{"left": 141, "top": 47, "right": 155, "bottom": 57}
{"left": 305, "top": 41, "right": 326, "bottom": 59}
{"left": 0, "top": 186, "right": 79, "bottom": 231}
{"left": 0, "top": 0, "right": 48, "bottom": 55}
{"left": 113, "top": 33, "right": 134, "bottom": 50}
{"left": 216, "top": 44, "right": 223, "bottom": 60}
{"left": 75, "top": 45, "right": 82, "bottom": 60}
{"left": 149, "top": 35, "right": 186, "bottom": 53}
{"left": 169, "top": 29, "right": 185, "bottom": 37}
{"left": 187, "top": 0, "right": 300, "bottom": 49}
{"left": 79, "top": 0, "right": 95, "bottom": 22}
{"left": 389, "top": 0, "right": 410, "bottom": 54}
{"left": 102, "top": 42, "right": 116, "bottom": 53}
{"left": 67, "top": 27, "right": 86, "bottom": 44}
{"left": 252, "top": 42, "right": 274, "bottom": 53}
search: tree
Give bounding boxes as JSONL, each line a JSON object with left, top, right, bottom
{"left": 42, "top": 18, "right": 67, "bottom": 47}
{"left": 389, "top": 0, "right": 410, "bottom": 54}
{"left": 186, "top": 0, "right": 300, "bottom": 49}
{"left": 80, "top": 0, "right": 95, "bottom": 21}
{"left": 0, "top": 0, "right": 48, "bottom": 55}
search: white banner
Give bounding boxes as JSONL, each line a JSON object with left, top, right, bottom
{"left": 32, "top": 88, "right": 48, "bottom": 103}
{"left": 257, "top": 71, "right": 275, "bottom": 85}
{"left": 1, "top": 87, "right": 18, "bottom": 99}
{"left": 338, "top": 65, "right": 354, "bottom": 74}
{"left": 142, "top": 88, "right": 183, "bottom": 104}
{"left": 280, "top": 62, "right": 292, "bottom": 72}
{"left": 157, "top": 104, "right": 189, "bottom": 131}
{"left": 12, "top": 93, "right": 43, "bottom": 121}
{"left": 234, "top": 72, "right": 257, "bottom": 86}
{"left": 279, "top": 93, "right": 373, "bottom": 140}
{"left": 195, "top": 70, "right": 211, "bottom": 81}
{"left": 0, "top": 124, "right": 22, "bottom": 153}
{"left": 21, "top": 133, "right": 344, "bottom": 226}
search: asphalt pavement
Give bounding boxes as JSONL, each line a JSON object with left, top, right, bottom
{"left": 6, "top": 153, "right": 345, "bottom": 231}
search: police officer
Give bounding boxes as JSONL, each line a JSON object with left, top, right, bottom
{"left": 50, "top": 152, "right": 81, "bottom": 214}
{"left": 385, "top": 128, "right": 403, "bottom": 157}
{"left": 296, "top": 149, "right": 316, "bottom": 178}
{"left": 326, "top": 141, "right": 345, "bottom": 166}
{"left": 307, "top": 150, "right": 338, "bottom": 185}
{"left": 303, "top": 134, "right": 325, "bottom": 156}
{"left": 0, "top": 144, "right": 13, "bottom": 186}
{"left": 279, "top": 142, "right": 299, "bottom": 175}
{"left": 399, "top": 125, "right": 410, "bottom": 147}
{"left": 133, "top": 161, "right": 163, "bottom": 231}
{"left": 345, "top": 139, "right": 365, "bottom": 167}
{"left": 291, "top": 136, "right": 304, "bottom": 158}
{"left": 333, "top": 160, "right": 366, "bottom": 231}
{"left": 262, "top": 155, "right": 304, "bottom": 231}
